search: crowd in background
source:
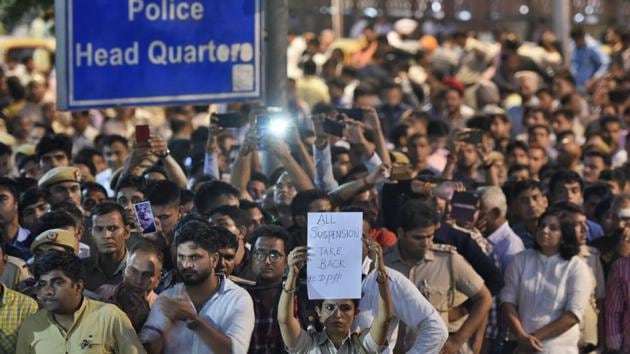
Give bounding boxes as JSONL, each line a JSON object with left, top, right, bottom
{"left": 0, "top": 14, "right": 629, "bottom": 354}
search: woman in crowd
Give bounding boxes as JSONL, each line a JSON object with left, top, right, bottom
{"left": 501, "top": 209, "right": 591, "bottom": 353}
{"left": 278, "top": 243, "right": 393, "bottom": 353}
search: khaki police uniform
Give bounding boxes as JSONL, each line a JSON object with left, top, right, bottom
{"left": 38, "top": 166, "right": 82, "bottom": 189}
{"left": 408, "top": 244, "right": 485, "bottom": 333}
{"left": 30, "top": 228, "right": 78, "bottom": 254}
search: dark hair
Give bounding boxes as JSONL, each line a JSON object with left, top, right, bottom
{"left": 249, "top": 171, "right": 269, "bottom": 187}
{"left": 146, "top": 180, "right": 181, "bottom": 207}
{"left": 18, "top": 187, "right": 46, "bottom": 218}
{"left": 193, "top": 181, "right": 240, "bottom": 215}
{"left": 0, "top": 177, "right": 19, "bottom": 200}
{"left": 50, "top": 201, "right": 83, "bottom": 225}
{"left": 115, "top": 174, "right": 147, "bottom": 195}
{"left": 143, "top": 165, "right": 168, "bottom": 180}
{"left": 331, "top": 146, "right": 351, "bottom": 163}
{"left": 507, "top": 140, "right": 529, "bottom": 155}
{"left": 81, "top": 181, "right": 108, "bottom": 198}
{"left": 90, "top": 201, "right": 130, "bottom": 226}
{"left": 249, "top": 225, "right": 291, "bottom": 254}
{"left": 0, "top": 142, "right": 12, "bottom": 157}
{"left": 34, "top": 251, "right": 84, "bottom": 282}
{"left": 528, "top": 124, "right": 551, "bottom": 136}
{"left": 174, "top": 217, "right": 221, "bottom": 254}
{"left": 103, "top": 134, "right": 129, "bottom": 148}
{"left": 584, "top": 182, "right": 611, "bottom": 202}
{"left": 397, "top": 199, "right": 440, "bottom": 230}
{"left": 209, "top": 205, "right": 251, "bottom": 228}
{"left": 302, "top": 60, "right": 317, "bottom": 76}
{"left": 548, "top": 201, "right": 585, "bottom": 216}
{"left": 341, "top": 204, "right": 377, "bottom": 228}
{"left": 291, "top": 189, "right": 332, "bottom": 218}
{"left": 211, "top": 226, "right": 239, "bottom": 251}
{"left": 512, "top": 179, "right": 545, "bottom": 198}
{"left": 130, "top": 239, "right": 165, "bottom": 263}
{"left": 180, "top": 189, "right": 194, "bottom": 206}
{"left": 600, "top": 115, "right": 621, "bottom": 129}
{"left": 73, "top": 157, "right": 96, "bottom": 177}
{"left": 427, "top": 120, "right": 449, "bottom": 138}
{"left": 508, "top": 163, "right": 530, "bottom": 176}
{"left": 33, "top": 210, "right": 79, "bottom": 236}
{"left": 35, "top": 134, "right": 73, "bottom": 162}
{"left": 534, "top": 209, "right": 580, "bottom": 260}
{"left": 583, "top": 149, "right": 611, "bottom": 167}
{"left": 466, "top": 115, "right": 491, "bottom": 131}
{"left": 569, "top": 26, "right": 586, "bottom": 40}
{"left": 552, "top": 108, "right": 575, "bottom": 122}
{"left": 549, "top": 170, "right": 583, "bottom": 195}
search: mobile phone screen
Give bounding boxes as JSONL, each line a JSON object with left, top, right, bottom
{"left": 337, "top": 108, "right": 364, "bottom": 121}
{"left": 323, "top": 118, "right": 344, "bottom": 137}
{"left": 133, "top": 201, "right": 157, "bottom": 234}
{"left": 135, "top": 125, "right": 150, "bottom": 144}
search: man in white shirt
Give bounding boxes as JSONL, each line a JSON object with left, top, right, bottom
{"left": 355, "top": 238, "right": 448, "bottom": 354}
{"left": 139, "top": 217, "right": 255, "bottom": 354}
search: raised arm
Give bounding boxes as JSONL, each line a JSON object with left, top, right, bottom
{"left": 365, "top": 240, "right": 393, "bottom": 347}
{"left": 230, "top": 129, "right": 257, "bottom": 200}
{"left": 287, "top": 124, "right": 316, "bottom": 181}
{"left": 362, "top": 108, "right": 392, "bottom": 168}
{"left": 265, "top": 138, "right": 315, "bottom": 192}
{"left": 150, "top": 135, "right": 187, "bottom": 188}
{"left": 328, "top": 164, "right": 389, "bottom": 205}
{"left": 312, "top": 114, "right": 339, "bottom": 192}
{"left": 278, "top": 246, "right": 308, "bottom": 348}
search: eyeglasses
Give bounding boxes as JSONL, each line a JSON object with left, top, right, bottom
{"left": 252, "top": 250, "right": 284, "bottom": 263}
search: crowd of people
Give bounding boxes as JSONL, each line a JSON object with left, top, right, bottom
{"left": 0, "top": 14, "right": 630, "bottom": 354}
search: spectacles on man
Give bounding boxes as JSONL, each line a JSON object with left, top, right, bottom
{"left": 252, "top": 249, "right": 284, "bottom": 263}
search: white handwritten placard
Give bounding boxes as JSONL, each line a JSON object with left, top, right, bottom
{"left": 307, "top": 212, "right": 362, "bottom": 300}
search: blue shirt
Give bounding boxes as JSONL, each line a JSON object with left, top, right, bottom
{"left": 571, "top": 45, "right": 603, "bottom": 91}
{"left": 513, "top": 224, "right": 536, "bottom": 249}
{"left": 435, "top": 223, "right": 504, "bottom": 296}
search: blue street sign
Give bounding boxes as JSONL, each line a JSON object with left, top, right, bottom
{"left": 55, "top": 0, "right": 262, "bottom": 110}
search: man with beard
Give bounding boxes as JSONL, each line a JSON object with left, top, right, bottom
{"left": 140, "top": 218, "right": 254, "bottom": 354}
{"left": 246, "top": 225, "right": 292, "bottom": 354}
{"left": 38, "top": 166, "right": 83, "bottom": 208}
{"left": 16, "top": 252, "right": 144, "bottom": 353}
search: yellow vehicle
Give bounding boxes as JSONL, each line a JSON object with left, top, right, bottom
{"left": 0, "top": 37, "right": 56, "bottom": 73}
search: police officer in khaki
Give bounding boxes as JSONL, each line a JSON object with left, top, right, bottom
{"left": 384, "top": 200, "right": 492, "bottom": 354}
{"left": 38, "top": 166, "right": 83, "bottom": 207}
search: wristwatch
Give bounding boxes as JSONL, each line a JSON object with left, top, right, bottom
{"left": 157, "top": 149, "right": 171, "bottom": 159}
{"left": 185, "top": 317, "right": 199, "bottom": 330}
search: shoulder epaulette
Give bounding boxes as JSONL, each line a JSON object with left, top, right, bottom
{"left": 432, "top": 243, "right": 457, "bottom": 253}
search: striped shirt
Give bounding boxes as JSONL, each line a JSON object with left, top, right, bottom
{"left": 605, "top": 256, "right": 630, "bottom": 352}
{"left": 0, "top": 283, "right": 38, "bottom": 353}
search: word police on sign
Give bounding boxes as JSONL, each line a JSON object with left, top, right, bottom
{"left": 55, "top": 0, "right": 262, "bottom": 110}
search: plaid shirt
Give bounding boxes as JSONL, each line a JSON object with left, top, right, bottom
{"left": 247, "top": 285, "right": 288, "bottom": 354}
{"left": 0, "top": 283, "right": 38, "bottom": 353}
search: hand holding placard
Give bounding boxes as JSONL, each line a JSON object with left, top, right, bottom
{"left": 307, "top": 212, "right": 362, "bottom": 300}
